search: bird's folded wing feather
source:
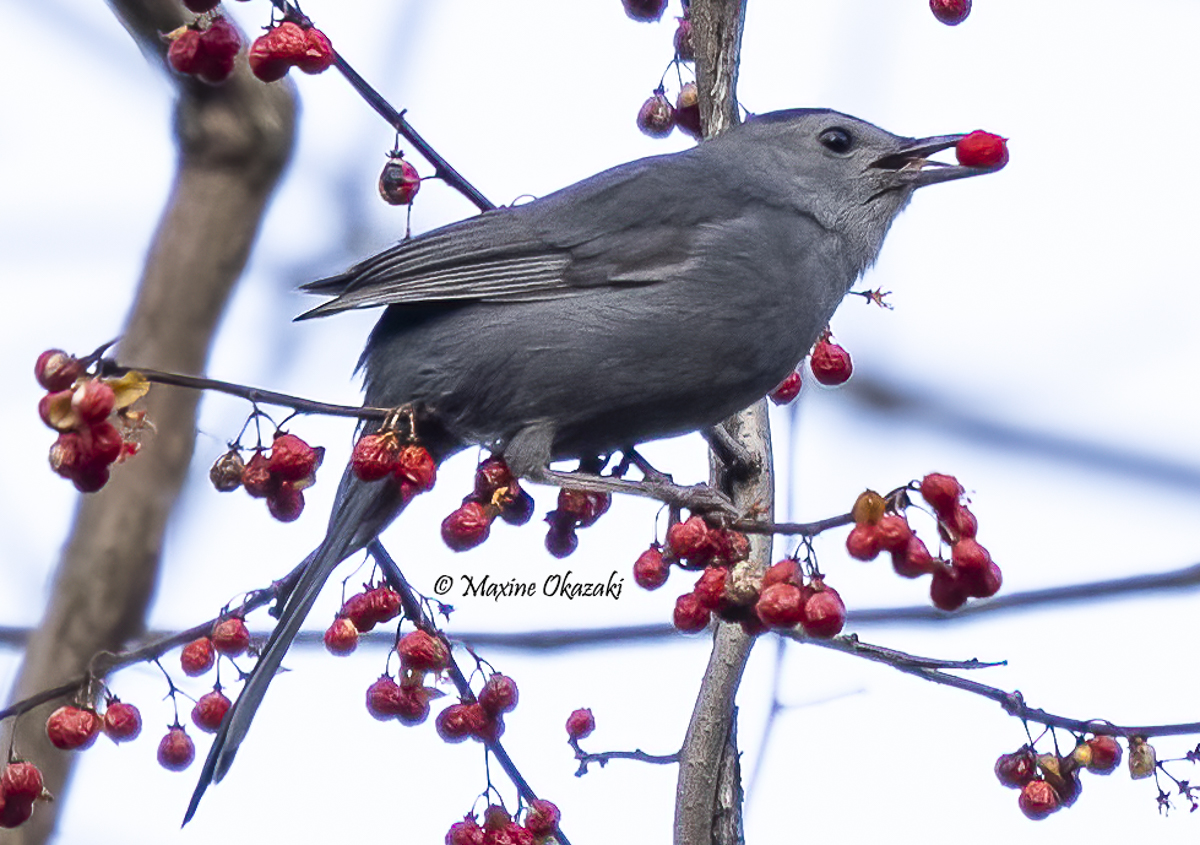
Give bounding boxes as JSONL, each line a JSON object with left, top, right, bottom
{"left": 297, "top": 150, "right": 744, "bottom": 319}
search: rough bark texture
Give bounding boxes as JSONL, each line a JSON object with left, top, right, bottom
{"left": 673, "top": 3, "right": 757, "bottom": 844}
{"left": 0, "top": 3, "right": 296, "bottom": 841}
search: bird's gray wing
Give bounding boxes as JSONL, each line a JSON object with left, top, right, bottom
{"left": 297, "top": 148, "right": 748, "bottom": 319}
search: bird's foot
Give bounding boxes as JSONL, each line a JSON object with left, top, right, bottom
{"left": 535, "top": 466, "right": 739, "bottom": 517}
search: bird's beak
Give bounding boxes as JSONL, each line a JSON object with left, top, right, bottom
{"left": 871, "top": 133, "right": 1004, "bottom": 187}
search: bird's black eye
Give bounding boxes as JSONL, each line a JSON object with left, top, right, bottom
{"left": 819, "top": 127, "right": 854, "bottom": 154}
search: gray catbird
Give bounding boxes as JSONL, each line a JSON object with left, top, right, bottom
{"left": 186, "top": 108, "right": 1000, "bottom": 818}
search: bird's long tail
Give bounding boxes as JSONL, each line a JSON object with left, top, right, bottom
{"left": 184, "top": 465, "right": 414, "bottom": 824}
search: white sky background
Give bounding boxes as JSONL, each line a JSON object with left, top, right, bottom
{"left": 2, "top": 0, "right": 1200, "bottom": 842}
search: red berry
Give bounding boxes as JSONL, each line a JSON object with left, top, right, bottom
{"left": 195, "top": 15, "right": 240, "bottom": 83}
{"left": 479, "top": 674, "right": 519, "bottom": 717}
{"left": 633, "top": 546, "right": 670, "bottom": 590}
{"left": 351, "top": 433, "right": 400, "bottom": 481}
{"left": 809, "top": 338, "right": 853, "bottom": 385}
{"left": 167, "top": 29, "right": 205, "bottom": 76}
{"left": 755, "top": 582, "right": 805, "bottom": 629}
{"left": 71, "top": 379, "right": 115, "bottom": 424}
{"left": 442, "top": 501, "right": 494, "bottom": 551}
{"left": 692, "top": 567, "right": 728, "bottom": 611}
{"left": 995, "top": 748, "right": 1037, "bottom": 789}
{"left": 948, "top": 504, "right": 978, "bottom": 539}
{"left": 323, "top": 617, "right": 359, "bottom": 655}
{"left": 35, "top": 349, "right": 83, "bottom": 391}
{"left": 379, "top": 156, "right": 422, "bottom": 205}
{"left": 157, "top": 726, "right": 196, "bottom": 772}
{"left": 48, "top": 432, "right": 84, "bottom": 480}
{"left": 71, "top": 460, "right": 111, "bottom": 493}
{"left": 930, "top": 567, "right": 968, "bottom": 611}
{"left": 39, "top": 389, "right": 75, "bottom": 432}
{"left": 673, "top": 592, "right": 711, "bottom": 633}
{"left": 267, "top": 482, "right": 305, "bottom": 522}
{"left": 875, "top": 514, "right": 913, "bottom": 553}
{"left": 102, "top": 699, "right": 142, "bottom": 742}
{"left": 436, "top": 702, "right": 488, "bottom": 743}
{"left": 637, "top": 90, "right": 676, "bottom": 138}
{"left": 395, "top": 444, "right": 437, "bottom": 492}
{"left": 892, "top": 534, "right": 935, "bottom": 578}
{"left": 544, "top": 523, "right": 578, "bottom": 558}
{"left": 769, "top": 370, "right": 802, "bottom": 405}
{"left": 845, "top": 523, "right": 882, "bottom": 561}
{"left": 499, "top": 488, "right": 536, "bottom": 526}
{"left": 365, "top": 676, "right": 406, "bottom": 721}
{"left": 181, "top": 637, "right": 216, "bottom": 676}
{"left": 524, "top": 799, "right": 561, "bottom": 837}
{"left": 297, "top": 26, "right": 334, "bottom": 74}
{"left": 930, "top": 0, "right": 971, "bottom": 25}
{"left": 268, "top": 432, "right": 319, "bottom": 482}
{"left": 364, "top": 585, "right": 402, "bottom": 626}
{"left": 964, "top": 559, "right": 1002, "bottom": 599}
{"left": 712, "top": 529, "right": 751, "bottom": 565}
{"left": 473, "top": 456, "right": 514, "bottom": 499}
{"left": 191, "top": 688, "right": 232, "bottom": 733}
{"left": 446, "top": 815, "right": 486, "bottom": 845}
{"left": 956, "top": 130, "right": 1008, "bottom": 168}
{"left": 1085, "top": 736, "right": 1123, "bottom": 774}
{"left": 762, "top": 558, "right": 800, "bottom": 589}
{"left": 673, "top": 14, "right": 694, "bottom": 61}
{"left": 1, "top": 762, "right": 44, "bottom": 803}
{"left": 248, "top": 21, "right": 308, "bottom": 82}
{"left": 211, "top": 616, "right": 250, "bottom": 656}
{"left": 1018, "top": 778, "right": 1060, "bottom": 820}
{"left": 83, "top": 420, "right": 123, "bottom": 467}
{"left": 241, "top": 451, "right": 276, "bottom": 498}
{"left": 675, "top": 82, "right": 701, "bottom": 139}
{"left": 397, "top": 630, "right": 450, "bottom": 673}
{"left": 393, "top": 686, "right": 433, "bottom": 726}
{"left": 919, "top": 472, "right": 963, "bottom": 517}
{"left": 556, "top": 488, "right": 611, "bottom": 528}
{"left": 622, "top": 0, "right": 668, "bottom": 22}
{"left": 565, "top": 708, "right": 595, "bottom": 740}
{"left": 800, "top": 582, "right": 846, "bottom": 638}
{"left": 0, "top": 794, "right": 34, "bottom": 829}
{"left": 666, "top": 515, "right": 714, "bottom": 562}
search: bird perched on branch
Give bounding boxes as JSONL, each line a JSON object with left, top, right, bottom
{"left": 186, "top": 108, "right": 1003, "bottom": 820}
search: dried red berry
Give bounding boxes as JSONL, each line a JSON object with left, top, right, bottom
{"left": 446, "top": 815, "right": 486, "bottom": 845}
{"left": 297, "top": 26, "right": 334, "bottom": 74}
{"left": 929, "top": 0, "right": 971, "bottom": 25}
{"left": 436, "top": 702, "right": 488, "bottom": 743}
{"left": 633, "top": 546, "right": 670, "bottom": 590}
{"left": 396, "top": 444, "right": 437, "bottom": 491}
{"left": 209, "top": 449, "right": 245, "bottom": 492}
{"left": 622, "top": 0, "right": 668, "bottom": 22}
{"left": 810, "top": 338, "right": 853, "bottom": 385}
{"left": 180, "top": 637, "right": 216, "bottom": 676}
{"left": 800, "top": 581, "right": 846, "bottom": 638}
{"left": 565, "top": 707, "right": 595, "bottom": 740}
{"left": 1018, "top": 778, "right": 1059, "bottom": 820}
{"left": 323, "top": 617, "right": 359, "bottom": 655}
{"left": 948, "top": 503, "right": 978, "bottom": 539}
{"left": 267, "top": 482, "right": 305, "bottom": 522}
{"left": 712, "top": 529, "right": 750, "bottom": 564}
{"left": 379, "top": 156, "right": 422, "bottom": 205}
{"left": 995, "top": 747, "right": 1037, "bottom": 789}
{"left": 0, "top": 794, "right": 34, "bottom": 829}
{"left": 1084, "top": 735, "right": 1123, "bottom": 774}
{"left": 191, "top": 688, "right": 232, "bottom": 733}
{"left": 394, "top": 685, "right": 433, "bottom": 726}
{"left": 241, "top": 451, "right": 275, "bottom": 498}
{"left": 544, "top": 523, "right": 579, "bottom": 558}
{"left": 351, "top": 432, "right": 400, "bottom": 481}
{"left": 673, "top": 14, "right": 694, "bottom": 61}
{"left": 1, "top": 762, "right": 44, "bottom": 803}
{"left": 365, "top": 676, "right": 407, "bottom": 721}
{"left": 769, "top": 371, "right": 802, "bottom": 405}
{"left": 666, "top": 515, "right": 714, "bottom": 562}
{"left": 929, "top": 567, "right": 968, "bottom": 611}
{"left": 558, "top": 488, "right": 611, "bottom": 528}
{"left": 102, "top": 699, "right": 142, "bottom": 742}
{"left": 168, "top": 17, "right": 240, "bottom": 84}
{"left": 524, "top": 799, "right": 561, "bottom": 838}
{"left": 755, "top": 582, "right": 805, "bottom": 628}
{"left": 268, "top": 432, "right": 319, "bottom": 482}
{"left": 479, "top": 674, "right": 519, "bottom": 717}
{"left": 875, "top": 514, "right": 913, "bottom": 553}
{"left": 845, "top": 523, "right": 882, "bottom": 561}
{"left": 248, "top": 21, "right": 308, "bottom": 82}
{"left": 157, "top": 726, "right": 196, "bottom": 771}
{"left": 692, "top": 567, "right": 728, "bottom": 611}
{"left": 673, "top": 592, "right": 711, "bottom": 633}
{"left": 35, "top": 349, "right": 83, "bottom": 391}
{"left": 71, "top": 379, "right": 115, "bottom": 424}
{"left": 892, "top": 534, "right": 935, "bottom": 578}
{"left": 211, "top": 616, "right": 250, "bottom": 656}
{"left": 956, "top": 130, "right": 1008, "bottom": 168}
{"left": 442, "top": 501, "right": 494, "bottom": 551}
{"left": 919, "top": 472, "right": 963, "bottom": 517}
{"left": 397, "top": 630, "right": 450, "bottom": 673}
{"left": 675, "top": 82, "right": 702, "bottom": 139}
{"left": 637, "top": 90, "right": 676, "bottom": 138}
{"left": 364, "top": 585, "right": 402, "bottom": 626}
{"left": 39, "top": 389, "right": 75, "bottom": 432}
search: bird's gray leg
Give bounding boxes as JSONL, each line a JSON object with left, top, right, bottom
{"left": 502, "top": 422, "right": 739, "bottom": 516}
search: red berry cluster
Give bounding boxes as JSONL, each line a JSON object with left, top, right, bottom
{"left": 209, "top": 432, "right": 324, "bottom": 522}
{"left": 179, "top": 614, "right": 249, "bottom": 678}
{"left": 446, "top": 800, "right": 561, "bottom": 845}
{"left": 0, "top": 762, "right": 46, "bottom": 829}
{"left": 167, "top": 16, "right": 242, "bottom": 85}
{"left": 351, "top": 431, "right": 438, "bottom": 498}
{"left": 845, "top": 474, "right": 1002, "bottom": 610}
{"left": 322, "top": 583, "right": 403, "bottom": 655}
{"left": 379, "top": 153, "right": 422, "bottom": 206}
{"left": 767, "top": 331, "right": 853, "bottom": 407}
{"left": 435, "top": 671, "right": 518, "bottom": 745}
{"left": 955, "top": 130, "right": 1009, "bottom": 169}
{"left": 930, "top": 0, "right": 971, "bottom": 26}
{"left": 44, "top": 696, "right": 191, "bottom": 773}
{"left": 544, "top": 488, "right": 610, "bottom": 558}
{"left": 637, "top": 82, "right": 702, "bottom": 140}
{"left": 248, "top": 20, "right": 335, "bottom": 82}
{"left": 37, "top": 351, "right": 146, "bottom": 493}
{"left": 440, "top": 456, "right": 533, "bottom": 553}
{"left": 996, "top": 735, "right": 1133, "bottom": 820}
{"left": 365, "top": 629, "right": 449, "bottom": 726}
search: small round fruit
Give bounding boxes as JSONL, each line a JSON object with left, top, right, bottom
{"left": 799, "top": 582, "right": 846, "bottom": 638}
{"left": 755, "top": 582, "right": 805, "bottom": 629}
{"left": 1018, "top": 778, "right": 1060, "bottom": 820}
{"left": 1084, "top": 735, "right": 1123, "bottom": 774}
{"left": 443, "top": 502, "right": 493, "bottom": 551}
{"left": 633, "top": 545, "right": 670, "bottom": 590}
{"left": 673, "top": 15, "right": 694, "bottom": 61}
{"left": 956, "top": 130, "right": 1008, "bottom": 168}
{"left": 524, "top": 799, "right": 561, "bottom": 838}
{"left": 769, "top": 371, "right": 802, "bottom": 405}
{"left": 267, "top": 482, "right": 305, "bottom": 522}
{"left": 180, "top": 637, "right": 216, "bottom": 676}
{"left": 323, "top": 617, "right": 359, "bottom": 655}
{"left": 930, "top": 568, "right": 968, "bottom": 611}
{"left": 351, "top": 432, "right": 400, "bottom": 481}
{"left": 845, "top": 523, "right": 881, "bottom": 561}
{"left": 268, "top": 432, "right": 319, "bottom": 482}
{"left": 298, "top": 26, "right": 335, "bottom": 74}
{"left": 565, "top": 708, "right": 595, "bottom": 740}
{"left": 930, "top": 0, "right": 971, "bottom": 25}
{"left": 211, "top": 616, "right": 250, "bottom": 656}
{"left": 379, "top": 156, "right": 421, "bottom": 205}
{"left": 157, "top": 726, "right": 196, "bottom": 772}
{"left": 395, "top": 444, "right": 437, "bottom": 491}
{"left": 46, "top": 705, "right": 101, "bottom": 751}
{"left": 209, "top": 449, "right": 245, "bottom": 492}
{"left": 71, "top": 379, "right": 116, "bottom": 424}
{"left": 102, "top": 699, "right": 143, "bottom": 742}
{"left": 666, "top": 515, "right": 713, "bottom": 562}
{"left": 622, "top": 0, "right": 668, "bottom": 22}
{"left": 809, "top": 338, "right": 853, "bottom": 385}
{"left": 479, "top": 674, "right": 519, "bottom": 717}
{"left": 675, "top": 82, "right": 702, "bottom": 139}
{"left": 436, "top": 702, "right": 488, "bottom": 743}
{"left": 1, "top": 762, "right": 44, "bottom": 803}
{"left": 919, "top": 472, "right": 963, "bottom": 517}
{"left": 191, "top": 689, "right": 232, "bottom": 733}
{"left": 397, "top": 630, "right": 450, "bottom": 673}
{"left": 35, "top": 349, "right": 83, "bottom": 391}
{"left": 544, "top": 523, "right": 578, "bottom": 558}
{"left": 241, "top": 451, "right": 275, "bottom": 498}
{"left": 637, "top": 90, "right": 676, "bottom": 139}
{"left": 994, "top": 748, "right": 1037, "bottom": 789}
{"left": 673, "top": 592, "right": 711, "bottom": 633}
